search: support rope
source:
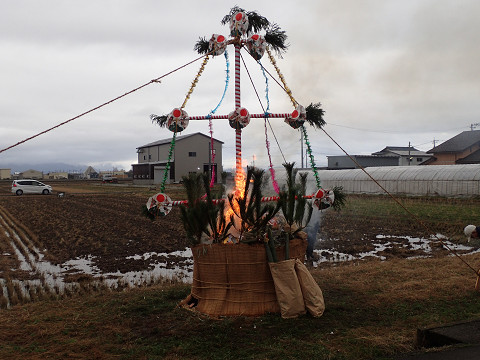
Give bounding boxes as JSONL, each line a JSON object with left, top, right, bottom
{"left": 160, "top": 54, "right": 212, "bottom": 189}
{"left": 259, "top": 60, "right": 280, "bottom": 194}
{"left": 0, "top": 52, "right": 211, "bottom": 155}
{"left": 240, "top": 52, "right": 280, "bottom": 193}
{"left": 321, "top": 126, "right": 480, "bottom": 277}
{"left": 266, "top": 47, "right": 297, "bottom": 107}
{"left": 206, "top": 50, "right": 230, "bottom": 188}
{"left": 264, "top": 45, "right": 477, "bottom": 280}
{"left": 265, "top": 46, "right": 321, "bottom": 187}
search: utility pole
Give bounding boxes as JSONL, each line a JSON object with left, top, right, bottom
{"left": 408, "top": 141, "right": 411, "bottom": 166}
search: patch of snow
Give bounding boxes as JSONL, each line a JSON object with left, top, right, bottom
{"left": 8, "top": 240, "right": 31, "bottom": 271}
{"left": 308, "top": 234, "right": 478, "bottom": 268}
{"left": 64, "top": 256, "right": 100, "bottom": 275}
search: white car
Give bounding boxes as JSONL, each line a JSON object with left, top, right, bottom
{"left": 11, "top": 179, "right": 53, "bottom": 196}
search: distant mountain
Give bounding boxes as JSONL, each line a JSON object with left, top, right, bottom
{"left": 0, "top": 162, "right": 131, "bottom": 174}
{"left": 0, "top": 162, "right": 89, "bottom": 173}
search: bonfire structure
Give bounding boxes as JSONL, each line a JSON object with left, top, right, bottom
{"left": 144, "top": 7, "right": 337, "bottom": 318}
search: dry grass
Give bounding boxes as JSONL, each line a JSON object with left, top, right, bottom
{"left": 0, "top": 182, "right": 479, "bottom": 358}
{"left": 0, "top": 255, "right": 478, "bottom": 359}
{"left": 315, "top": 253, "right": 480, "bottom": 305}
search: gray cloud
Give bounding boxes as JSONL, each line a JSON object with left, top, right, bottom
{"left": 1, "top": 0, "right": 479, "bottom": 172}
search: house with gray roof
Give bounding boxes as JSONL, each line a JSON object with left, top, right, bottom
{"left": 83, "top": 166, "right": 99, "bottom": 179}
{"left": 372, "top": 146, "right": 433, "bottom": 166}
{"left": 426, "top": 130, "right": 480, "bottom": 165}
{"left": 328, "top": 146, "right": 432, "bottom": 169}
{"left": 132, "top": 132, "right": 223, "bottom": 185}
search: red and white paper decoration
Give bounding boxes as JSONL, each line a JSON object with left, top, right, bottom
{"left": 146, "top": 193, "right": 173, "bottom": 217}
{"left": 230, "top": 12, "right": 249, "bottom": 37}
{"left": 167, "top": 108, "right": 189, "bottom": 132}
{"left": 285, "top": 104, "right": 306, "bottom": 129}
{"left": 246, "top": 34, "right": 266, "bottom": 60}
{"left": 312, "top": 188, "right": 335, "bottom": 210}
{"left": 208, "top": 34, "right": 227, "bottom": 56}
{"left": 228, "top": 107, "right": 250, "bottom": 130}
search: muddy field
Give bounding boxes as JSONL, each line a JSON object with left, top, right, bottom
{"left": 0, "top": 180, "right": 478, "bottom": 308}
{"left": 1, "top": 193, "right": 188, "bottom": 272}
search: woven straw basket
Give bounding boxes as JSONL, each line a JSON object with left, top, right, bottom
{"left": 182, "top": 238, "right": 307, "bottom": 317}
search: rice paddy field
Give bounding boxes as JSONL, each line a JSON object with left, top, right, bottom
{"left": 0, "top": 179, "right": 479, "bottom": 359}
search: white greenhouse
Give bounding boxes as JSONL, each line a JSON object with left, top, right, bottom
{"left": 271, "top": 164, "right": 480, "bottom": 197}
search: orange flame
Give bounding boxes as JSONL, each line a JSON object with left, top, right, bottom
{"left": 224, "top": 167, "right": 247, "bottom": 235}
{"left": 234, "top": 167, "right": 246, "bottom": 199}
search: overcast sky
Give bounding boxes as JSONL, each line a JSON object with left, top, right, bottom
{"left": 1, "top": 0, "right": 479, "bottom": 172}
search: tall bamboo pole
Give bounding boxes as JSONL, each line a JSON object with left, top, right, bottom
{"left": 234, "top": 43, "right": 243, "bottom": 192}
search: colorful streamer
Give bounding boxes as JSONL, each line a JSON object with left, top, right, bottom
{"left": 301, "top": 125, "right": 321, "bottom": 189}
{"left": 259, "top": 60, "right": 279, "bottom": 194}
{"left": 266, "top": 47, "right": 297, "bottom": 108}
{"left": 265, "top": 120, "right": 279, "bottom": 194}
{"left": 181, "top": 55, "right": 210, "bottom": 109}
{"left": 160, "top": 131, "right": 177, "bottom": 193}
{"left": 161, "top": 54, "right": 212, "bottom": 192}
{"left": 207, "top": 50, "right": 230, "bottom": 117}
{"left": 208, "top": 118, "right": 216, "bottom": 188}
{"left": 206, "top": 50, "right": 230, "bottom": 187}
{"left": 258, "top": 60, "right": 270, "bottom": 113}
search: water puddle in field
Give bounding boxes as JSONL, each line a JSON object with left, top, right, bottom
{"left": 1, "top": 212, "right": 479, "bottom": 308}
{"left": 308, "top": 234, "right": 480, "bottom": 267}
{"left": 59, "top": 234, "right": 479, "bottom": 278}
{"left": 63, "top": 249, "right": 194, "bottom": 287}
{"left": 1, "top": 211, "right": 196, "bottom": 308}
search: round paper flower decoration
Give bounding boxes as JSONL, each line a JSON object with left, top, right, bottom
{"left": 246, "top": 34, "right": 266, "bottom": 60}
{"left": 285, "top": 104, "right": 306, "bottom": 129}
{"left": 229, "top": 11, "right": 249, "bottom": 37}
{"left": 312, "top": 188, "right": 335, "bottom": 210}
{"left": 228, "top": 107, "right": 250, "bottom": 130}
{"left": 146, "top": 193, "right": 173, "bottom": 217}
{"left": 166, "top": 108, "right": 189, "bottom": 132}
{"left": 208, "top": 34, "right": 227, "bottom": 56}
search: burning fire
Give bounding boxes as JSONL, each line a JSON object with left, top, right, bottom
{"left": 233, "top": 167, "right": 246, "bottom": 199}
{"left": 223, "top": 167, "right": 247, "bottom": 241}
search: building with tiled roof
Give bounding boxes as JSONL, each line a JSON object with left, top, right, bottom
{"left": 426, "top": 130, "right": 480, "bottom": 165}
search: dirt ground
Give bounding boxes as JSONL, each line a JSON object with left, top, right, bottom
{"left": 1, "top": 193, "right": 189, "bottom": 274}
{"left": 0, "top": 179, "right": 477, "bottom": 303}
{"left": 0, "top": 189, "right": 467, "bottom": 273}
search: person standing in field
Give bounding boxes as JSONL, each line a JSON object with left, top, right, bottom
{"left": 464, "top": 225, "right": 480, "bottom": 242}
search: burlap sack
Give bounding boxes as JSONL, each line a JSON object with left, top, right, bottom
{"left": 269, "top": 259, "right": 306, "bottom": 319}
{"left": 295, "top": 259, "right": 325, "bottom": 317}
